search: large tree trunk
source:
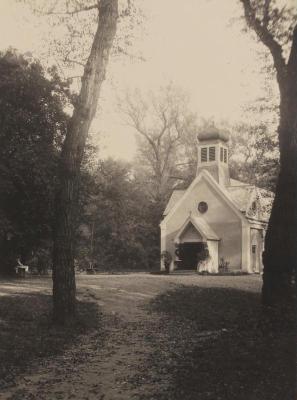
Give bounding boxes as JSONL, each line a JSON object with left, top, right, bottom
{"left": 238, "top": 4, "right": 297, "bottom": 395}
{"left": 239, "top": 2, "right": 297, "bottom": 308}
{"left": 262, "top": 37, "right": 297, "bottom": 306}
{"left": 262, "top": 98, "right": 297, "bottom": 306}
{"left": 52, "top": 0, "right": 118, "bottom": 324}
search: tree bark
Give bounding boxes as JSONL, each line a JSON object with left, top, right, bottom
{"left": 240, "top": 0, "right": 297, "bottom": 307}
{"left": 262, "top": 98, "right": 297, "bottom": 305}
{"left": 262, "top": 25, "right": 297, "bottom": 306}
{"left": 52, "top": 0, "right": 118, "bottom": 324}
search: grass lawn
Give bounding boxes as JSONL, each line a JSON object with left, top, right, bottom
{"left": 0, "top": 277, "right": 103, "bottom": 391}
{"left": 0, "top": 274, "right": 295, "bottom": 400}
{"left": 143, "top": 285, "right": 296, "bottom": 399}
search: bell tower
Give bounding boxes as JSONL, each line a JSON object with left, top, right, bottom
{"left": 196, "top": 126, "right": 230, "bottom": 186}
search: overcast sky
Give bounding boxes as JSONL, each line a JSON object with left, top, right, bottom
{"left": 0, "top": 0, "right": 277, "bottom": 160}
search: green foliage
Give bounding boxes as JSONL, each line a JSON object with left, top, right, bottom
{"left": 241, "top": 0, "right": 297, "bottom": 57}
{"left": 161, "top": 250, "right": 172, "bottom": 273}
{"left": 77, "top": 158, "right": 161, "bottom": 271}
{"left": 18, "top": 0, "right": 143, "bottom": 82}
{"left": 229, "top": 122, "right": 279, "bottom": 191}
{"left": 0, "top": 50, "right": 69, "bottom": 273}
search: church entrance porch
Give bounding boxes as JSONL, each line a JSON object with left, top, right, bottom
{"left": 175, "top": 242, "right": 206, "bottom": 270}
{"left": 171, "top": 216, "right": 220, "bottom": 273}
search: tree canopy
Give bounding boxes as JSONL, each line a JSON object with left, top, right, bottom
{"left": 120, "top": 84, "right": 198, "bottom": 205}
{"left": 78, "top": 158, "right": 160, "bottom": 271}
{"left": 0, "top": 50, "right": 69, "bottom": 273}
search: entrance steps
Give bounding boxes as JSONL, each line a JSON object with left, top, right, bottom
{"left": 170, "top": 269, "right": 197, "bottom": 275}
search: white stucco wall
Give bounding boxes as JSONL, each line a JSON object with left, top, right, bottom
{"left": 207, "top": 240, "right": 219, "bottom": 272}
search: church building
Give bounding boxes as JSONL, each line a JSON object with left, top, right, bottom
{"left": 160, "top": 127, "right": 274, "bottom": 274}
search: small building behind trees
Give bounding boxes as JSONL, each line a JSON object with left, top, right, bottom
{"left": 160, "top": 126, "right": 274, "bottom": 273}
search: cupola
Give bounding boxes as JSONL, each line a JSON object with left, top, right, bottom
{"left": 196, "top": 125, "right": 230, "bottom": 186}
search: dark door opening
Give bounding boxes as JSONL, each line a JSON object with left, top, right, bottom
{"left": 177, "top": 242, "right": 205, "bottom": 270}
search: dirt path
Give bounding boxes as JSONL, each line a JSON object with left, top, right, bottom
{"left": 0, "top": 274, "right": 262, "bottom": 400}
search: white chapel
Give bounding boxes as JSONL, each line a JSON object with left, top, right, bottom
{"left": 160, "top": 127, "right": 274, "bottom": 273}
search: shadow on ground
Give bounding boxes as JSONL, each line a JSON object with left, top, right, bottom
{"left": 0, "top": 292, "right": 102, "bottom": 390}
{"left": 140, "top": 285, "right": 296, "bottom": 400}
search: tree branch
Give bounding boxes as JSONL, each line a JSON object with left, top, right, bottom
{"left": 262, "top": 0, "right": 271, "bottom": 29}
{"left": 67, "top": 75, "right": 82, "bottom": 80}
{"left": 169, "top": 175, "right": 186, "bottom": 181}
{"left": 172, "top": 118, "right": 183, "bottom": 143}
{"left": 160, "top": 144, "right": 172, "bottom": 176}
{"left": 156, "top": 110, "right": 168, "bottom": 145}
{"left": 127, "top": 117, "right": 159, "bottom": 160}
{"left": 46, "top": 3, "right": 98, "bottom": 16}
{"left": 287, "top": 24, "right": 297, "bottom": 80}
{"left": 63, "top": 57, "right": 85, "bottom": 67}
{"left": 240, "top": 0, "right": 287, "bottom": 85}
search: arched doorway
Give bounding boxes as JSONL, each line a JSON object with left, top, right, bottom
{"left": 176, "top": 241, "right": 207, "bottom": 270}
{"left": 173, "top": 216, "right": 219, "bottom": 272}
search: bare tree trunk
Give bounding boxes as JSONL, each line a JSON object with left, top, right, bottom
{"left": 53, "top": 0, "right": 118, "bottom": 324}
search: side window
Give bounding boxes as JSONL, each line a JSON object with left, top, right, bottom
{"left": 201, "top": 147, "right": 208, "bottom": 162}
{"left": 209, "top": 147, "right": 215, "bottom": 161}
{"left": 220, "top": 147, "right": 224, "bottom": 162}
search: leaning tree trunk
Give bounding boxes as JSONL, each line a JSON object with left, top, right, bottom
{"left": 262, "top": 27, "right": 297, "bottom": 307}
{"left": 52, "top": 0, "right": 118, "bottom": 324}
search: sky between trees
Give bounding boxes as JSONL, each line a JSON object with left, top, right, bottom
{"left": 0, "top": 0, "right": 287, "bottom": 160}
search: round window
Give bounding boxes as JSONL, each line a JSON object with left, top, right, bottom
{"left": 198, "top": 201, "right": 208, "bottom": 214}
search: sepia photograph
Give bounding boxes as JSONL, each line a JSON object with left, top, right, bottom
{"left": 0, "top": 0, "right": 296, "bottom": 399}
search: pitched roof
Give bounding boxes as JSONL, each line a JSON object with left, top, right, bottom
{"left": 229, "top": 178, "right": 250, "bottom": 187}
{"left": 227, "top": 182, "right": 274, "bottom": 221}
{"left": 164, "top": 189, "right": 185, "bottom": 216}
{"left": 163, "top": 175, "right": 274, "bottom": 223}
{"left": 175, "top": 216, "right": 219, "bottom": 242}
{"left": 162, "top": 170, "right": 249, "bottom": 227}
{"left": 227, "top": 185, "right": 254, "bottom": 213}
{"left": 191, "top": 216, "right": 219, "bottom": 240}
